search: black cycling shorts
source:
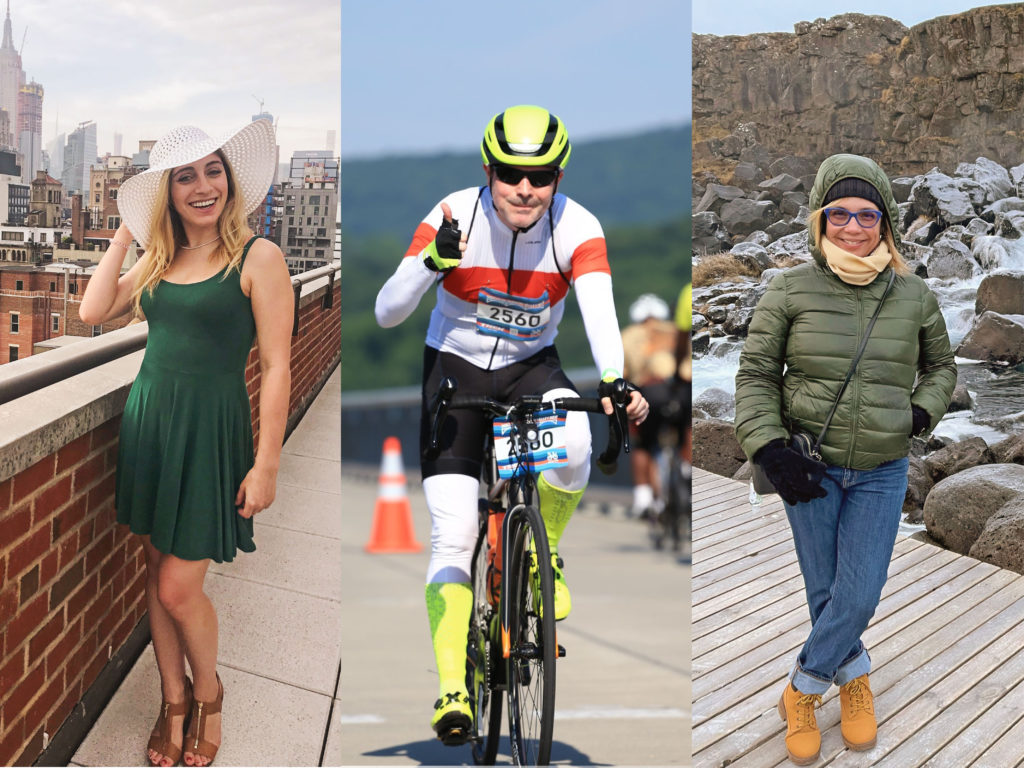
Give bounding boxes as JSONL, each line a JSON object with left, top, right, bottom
{"left": 419, "top": 345, "right": 578, "bottom": 479}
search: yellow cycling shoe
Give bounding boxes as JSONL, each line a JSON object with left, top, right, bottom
{"left": 431, "top": 691, "right": 472, "bottom": 746}
{"left": 530, "top": 552, "right": 571, "bottom": 621}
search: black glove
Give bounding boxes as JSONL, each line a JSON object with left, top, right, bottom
{"left": 423, "top": 214, "right": 462, "bottom": 272}
{"left": 911, "top": 405, "right": 931, "bottom": 437}
{"left": 753, "top": 438, "right": 828, "bottom": 506}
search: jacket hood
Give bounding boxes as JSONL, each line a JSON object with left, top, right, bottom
{"left": 807, "top": 153, "right": 902, "bottom": 265}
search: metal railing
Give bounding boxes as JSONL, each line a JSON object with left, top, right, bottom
{"left": 0, "top": 262, "right": 341, "bottom": 406}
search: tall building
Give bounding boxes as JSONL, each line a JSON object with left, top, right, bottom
{"left": 17, "top": 79, "right": 41, "bottom": 181}
{"left": 0, "top": 2, "right": 24, "bottom": 150}
{"left": 62, "top": 120, "right": 96, "bottom": 196}
{"left": 288, "top": 150, "right": 338, "bottom": 185}
{"left": 45, "top": 131, "right": 63, "bottom": 177}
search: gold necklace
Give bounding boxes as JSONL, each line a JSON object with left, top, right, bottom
{"left": 181, "top": 235, "right": 221, "bottom": 250}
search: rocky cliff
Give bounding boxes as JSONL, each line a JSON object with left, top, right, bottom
{"left": 694, "top": 4, "right": 1024, "bottom": 178}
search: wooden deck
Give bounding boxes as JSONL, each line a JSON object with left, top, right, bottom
{"left": 692, "top": 467, "right": 1024, "bottom": 768}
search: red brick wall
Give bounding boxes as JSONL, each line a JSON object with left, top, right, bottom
{"left": 0, "top": 274, "right": 340, "bottom": 765}
{"left": 0, "top": 416, "right": 141, "bottom": 767}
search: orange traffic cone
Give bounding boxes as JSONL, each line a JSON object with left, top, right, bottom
{"left": 365, "top": 437, "right": 423, "bottom": 553}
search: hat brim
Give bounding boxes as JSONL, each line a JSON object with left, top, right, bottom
{"left": 117, "top": 119, "right": 277, "bottom": 249}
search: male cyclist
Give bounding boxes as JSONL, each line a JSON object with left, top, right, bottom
{"left": 375, "top": 105, "right": 648, "bottom": 743}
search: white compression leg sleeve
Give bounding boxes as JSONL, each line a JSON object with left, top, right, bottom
{"left": 423, "top": 473, "right": 480, "bottom": 584}
{"left": 540, "top": 387, "right": 592, "bottom": 492}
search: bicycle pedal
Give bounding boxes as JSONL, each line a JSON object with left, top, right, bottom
{"left": 438, "top": 726, "right": 470, "bottom": 747}
{"left": 557, "top": 644, "right": 566, "bottom": 658}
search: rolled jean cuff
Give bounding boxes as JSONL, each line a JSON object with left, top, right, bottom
{"left": 834, "top": 649, "right": 871, "bottom": 686}
{"left": 791, "top": 663, "right": 832, "bottom": 695}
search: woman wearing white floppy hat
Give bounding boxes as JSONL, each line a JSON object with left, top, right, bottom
{"left": 80, "top": 119, "right": 293, "bottom": 767}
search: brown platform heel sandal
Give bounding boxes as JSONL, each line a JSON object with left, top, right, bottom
{"left": 184, "top": 673, "right": 223, "bottom": 766}
{"left": 147, "top": 677, "right": 193, "bottom": 767}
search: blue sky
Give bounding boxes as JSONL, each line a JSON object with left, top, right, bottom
{"left": 694, "top": 1, "right": 994, "bottom": 35}
{"left": 16, "top": 0, "right": 338, "bottom": 161}
{"left": 341, "top": 0, "right": 690, "bottom": 159}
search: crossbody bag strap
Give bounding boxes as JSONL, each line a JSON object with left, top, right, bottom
{"left": 813, "top": 268, "right": 897, "bottom": 452}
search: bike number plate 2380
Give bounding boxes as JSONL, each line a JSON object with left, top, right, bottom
{"left": 492, "top": 408, "right": 568, "bottom": 478}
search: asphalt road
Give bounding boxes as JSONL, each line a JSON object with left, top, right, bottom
{"left": 336, "top": 472, "right": 691, "bottom": 766}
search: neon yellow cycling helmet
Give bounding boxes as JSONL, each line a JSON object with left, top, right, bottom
{"left": 481, "top": 105, "right": 571, "bottom": 169}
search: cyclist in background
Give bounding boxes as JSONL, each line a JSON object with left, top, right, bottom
{"left": 622, "top": 293, "right": 677, "bottom": 518}
{"left": 375, "top": 105, "right": 647, "bottom": 743}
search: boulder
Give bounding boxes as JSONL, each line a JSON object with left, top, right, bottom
{"left": 956, "top": 157, "right": 1014, "bottom": 205}
{"left": 730, "top": 242, "right": 774, "bottom": 273}
{"left": 693, "top": 387, "right": 735, "bottom": 419}
{"left": 890, "top": 177, "right": 916, "bottom": 204}
{"left": 760, "top": 267, "right": 785, "bottom": 284}
{"left": 757, "top": 173, "right": 803, "bottom": 203}
{"left": 923, "top": 437, "right": 992, "bottom": 483}
{"left": 975, "top": 270, "right": 1024, "bottom": 316}
{"left": 695, "top": 184, "right": 747, "bottom": 216}
{"left": 990, "top": 433, "right": 1024, "bottom": 465}
{"left": 947, "top": 383, "right": 973, "bottom": 413}
{"left": 692, "top": 418, "right": 748, "bottom": 478}
{"left": 965, "top": 217, "right": 993, "bottom": 237}
{"left": 780, "top": 190, "right": 809, "bottom": 218}
{"left": 911, "top": 172, "right": 977, "bottom": 227}
{"left": 903, "top": 455, "right": 933, "bottom": 522}
{"left": 743, "top": 230, "right": 772, "bottom": 247}
{"left": 768, "top": 155, "right": 815, "bottom": 180}
{"left": 905, "top": 217, "right": 942, "bottom": 245}
{"left": 721, "top": 307, "right": 755, "bottom": 336}
{"left": 924, "top": 464, "right": 1024, "bottom": 555}
{"left": 996, "top": 210, "right": 1024, "bottom": 239}
{"left": 720, "top": 198, "right": 780, "bottom": 237}
{"left": 766, "top": 218, "right": 806, "bottom": 241}
{"left": 765, "top": 231, "right": 809, "bottom": 260}
{"left": 1010, "top": 162, "right": 1024, "bottom": 189}
{"left": 731, "top": 162, "right": 765, "bottom": 192}
{"left": 956, "top": 311, "right": 1024, "bottom": 365}
{"left": 692, "top": 330, "right": 711, "bottom": 355}
{"left": 969, "top": 495, "right": 1024, "bottom": 574}
{"left": 923, "top": 238, "right": 976, "bottom": 280}
{"left": 980, "top": 197, "right": 1024, "bottom": 222}
{"left": 693, "top": 211, "right": 732, "bottom": 253}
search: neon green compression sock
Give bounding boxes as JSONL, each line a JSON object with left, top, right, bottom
{"left": 425, "top": 582, "right": 473, "bottom": 697}
{"left": 537, "top": 473, "right": 585, "bottom": 550}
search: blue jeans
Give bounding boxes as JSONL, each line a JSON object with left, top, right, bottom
{"left": 783, "top": 457, "right": 908, "bottom": 695}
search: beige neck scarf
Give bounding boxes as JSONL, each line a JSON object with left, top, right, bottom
{"left": 821, "top": 237, "right": 892, "bottom": 285}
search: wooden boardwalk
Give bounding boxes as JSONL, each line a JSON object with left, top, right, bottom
{"left": 692, "top": 467, "right": 1024, "bottom": 768}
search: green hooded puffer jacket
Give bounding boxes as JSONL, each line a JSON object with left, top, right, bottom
{"left": 734, "top": 154, "right": 957, "bottom": 470}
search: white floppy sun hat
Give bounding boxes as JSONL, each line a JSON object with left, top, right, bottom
{"left": 117, "top": 118, "right": 277, "bottom": 248}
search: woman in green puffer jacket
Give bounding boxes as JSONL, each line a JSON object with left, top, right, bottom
{"left": 734, "top": 154, "right": 956, "bottom": 765}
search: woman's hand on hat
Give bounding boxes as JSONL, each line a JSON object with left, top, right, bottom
{"left": 115, "top": 221, "right": 135, "bottom": 244}
{"left": 235, "top": 465, "right": 277, "bottom": 518}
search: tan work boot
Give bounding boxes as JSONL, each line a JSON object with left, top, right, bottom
{"left": 839, "top": 674, "right": 876, "bottom": 750}
{"left": 777, "top": 682, "right": 822, "bottom": 765}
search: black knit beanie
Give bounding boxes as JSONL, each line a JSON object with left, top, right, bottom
{"left": 823, "top": 177, "right": 885, "bottom": 211}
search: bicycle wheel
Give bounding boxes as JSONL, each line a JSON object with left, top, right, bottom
{"left": 504, "top": 504, "right": 555, "bottom": 765}
{"left": 467, "top": 504, "right": 502, "bottom": 764}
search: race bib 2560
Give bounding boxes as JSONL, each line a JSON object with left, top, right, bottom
{"left": 475, "top": 288, "right": 550, "bottom": 341}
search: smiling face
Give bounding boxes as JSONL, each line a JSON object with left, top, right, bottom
{"left": 485, "top": 163, "right": 562, "bottom": 230}
{"left": 823, "top": 196, "right": 884, "bottom": 258}
{"left": 168, "top": 152, "right": 230, "bottom": 232}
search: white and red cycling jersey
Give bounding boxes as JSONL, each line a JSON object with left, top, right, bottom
{"left": 376, "top": 186, "right": 624, "bottom": 375}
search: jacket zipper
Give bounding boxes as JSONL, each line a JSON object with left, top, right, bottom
{"left": 485, "top": 229, "right": 518, "bottom": 371}
{"left": 847, "top": 287, "right": 865, "bottom": 467}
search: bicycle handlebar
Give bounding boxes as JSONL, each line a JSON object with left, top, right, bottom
{"left": 426, "top": 376, "right": 632, "bottom": 475}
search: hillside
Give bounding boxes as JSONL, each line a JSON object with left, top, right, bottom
{"left": 341, "top": 125, "right": 691, "bottom": 237}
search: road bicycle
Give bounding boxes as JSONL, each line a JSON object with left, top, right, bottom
{"left": 427, "top": 376, "right": 630, "bottom": 765}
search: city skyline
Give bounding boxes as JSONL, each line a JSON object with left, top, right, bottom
{"left": 11, "top": 0, "right": 339, "bottom": 162}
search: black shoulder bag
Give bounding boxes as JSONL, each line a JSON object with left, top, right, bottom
{"left": 751, "top": 269, "right": 897, "bottom": 495}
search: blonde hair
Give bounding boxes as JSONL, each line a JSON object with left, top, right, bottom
{"left": 131, "top": 151, "right": 253, "bottom": 314}
{"left": 808, "top": 207, "right": 910, "bottom": 275}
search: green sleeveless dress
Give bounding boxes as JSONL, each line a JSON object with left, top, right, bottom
{"left": 116, "top": 237, "right": 260, "bottom": 562}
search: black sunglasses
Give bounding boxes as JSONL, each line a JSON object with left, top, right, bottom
{"left": 823, "top": 207, "right": 883, "bottom": 228}
{"left": 491, "top": 165, "right": 559, "bottom": 188}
